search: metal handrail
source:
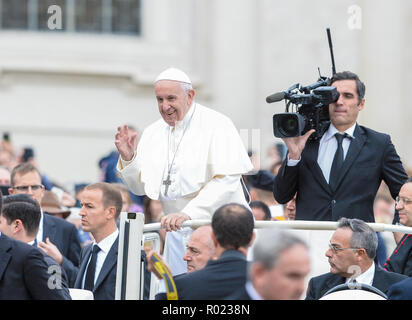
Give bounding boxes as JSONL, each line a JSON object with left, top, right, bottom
{"left": 143, "top": 220, "right": 412, "bottom": 234}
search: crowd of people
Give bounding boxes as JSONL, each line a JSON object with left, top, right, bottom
{"left": 0, "top": 67, "right": 412, "bottom": 301}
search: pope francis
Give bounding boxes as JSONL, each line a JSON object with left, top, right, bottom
{"left": 115, "top": 67, "right": 253, "bottom": 275}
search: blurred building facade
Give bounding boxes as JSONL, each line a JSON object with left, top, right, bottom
{"left": 0, "top": 0, "right": 411, "bottom": 187}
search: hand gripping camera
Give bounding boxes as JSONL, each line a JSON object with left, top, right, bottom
{"left": 266, "top": 28, "right": 339, "bottom": 141}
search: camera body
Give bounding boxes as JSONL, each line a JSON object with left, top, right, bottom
{"left": 269, "top": 78, "right": 339, "bottom": 140}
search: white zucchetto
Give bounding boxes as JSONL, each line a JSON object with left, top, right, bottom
{"left": 154, "top": 67, "right": 192, "bottom": 85}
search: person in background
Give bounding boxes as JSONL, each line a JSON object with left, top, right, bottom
{"left": 226, "top": 229, "right": 310, "bottom": 300}
{"left": 384, "top": 178, "right": 412, "bottom": 276}
{"left": 250, "top": 201, "right": 271, "bottom": 221}
{"left": 143, "top": 197, "right": 166, "bottom": 254}
{"left": 8, "top": 163, "right": 81, "bottom": 287}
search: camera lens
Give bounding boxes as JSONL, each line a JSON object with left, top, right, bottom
{"left": 279, "top": 116, "right": 298, "bottom": 137}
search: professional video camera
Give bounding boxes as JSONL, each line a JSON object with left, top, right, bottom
{"left": 266, "top": 28, "right": 338, "bottom": 141}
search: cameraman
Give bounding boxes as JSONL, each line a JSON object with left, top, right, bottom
{"left": 273, "top": 71, "right": 408, "bottom": 222}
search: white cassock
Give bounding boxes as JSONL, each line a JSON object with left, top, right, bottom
{"left": 117, "top": 102, "right": 253, "bottom": 275}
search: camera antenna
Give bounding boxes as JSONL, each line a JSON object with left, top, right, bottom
{"left": 326, "top": 28, "right": 336, "bottom": 76}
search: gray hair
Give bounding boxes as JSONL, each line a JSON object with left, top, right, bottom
{"left": 337, "top": 217, "right": 378, "bottom": 259}
{"left": 179, "top": 82, "right": 193, "bottom": 95}
{"left": 252, "top": 229, "right": 308, "bottom": 269}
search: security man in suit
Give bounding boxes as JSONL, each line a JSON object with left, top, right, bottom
{"left": 74, "top": 182, "right": 122, "bottom": 300}
{"left": 148, "top": 203, "right": 255, "bottom": 300}
{"left": 8, "top": 163, "right": 81, "bottom": 286}
{"left": 0, "top": 194, "right": 71, "bottom": 299}
{"left": 306, "top": 218, "right": 406, "bottom": 300}
{"left": 274, "top": 71, "right": 408, "bottom": 222}
{"left": 0, "top": 190, "right": 70, "bottom": 300}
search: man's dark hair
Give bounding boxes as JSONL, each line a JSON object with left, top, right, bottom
{"left": 250, "top": 201, "right": 271, "bottom": 221}
{"left": 3, "top": 194, "right": 39, "bottom": 207}
{"left": 331, "top": 71, "right": 366, "bottom": 104}
{"left": 1, "top": 196, "right": 41, "bottom": 237}
{"left": 0, "top": 189, "right": 3, "bottom": 213}
{"left": 211, "top": 203, "right": 254, "bottom": 250}
{"left": 85, "top": 182, "right": 123, "bottom": 219}
{"left": 10, "top": 162, "right": 42, "bottom": 187}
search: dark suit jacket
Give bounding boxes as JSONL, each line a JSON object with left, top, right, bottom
{"left": 273, "top": 125, "right": 407, "bottom": 221}
{"left": 387, "top": 277, "right": 412, "bottom": 300}
{"left": 43, "top": 213, "right": 81, "bottom": 286}
{"left": 173, "top": 250, "right": 247, "bottom": 300}
{"left": 384, "top": 234, "right": 412, "bottom": 277}
{"left": 305, "top": 264, "right": 407, "bottom": 300}
{"left": 225, "top": 284, "right": 252, "bottom": 300}
{"left": 0, "top": 234, "right": 71, "bottom": 300}
{"left": 74, "top": 237, "right": 118, "bottom": 300}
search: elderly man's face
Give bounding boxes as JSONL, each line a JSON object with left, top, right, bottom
{"left": 325, "top": 228, "right": 360, "bottom": 277}
{"left": 155, "top": 80, "right": 194, "bottom": 126}
{"left": 396, "top": 182, "right": 412, "bottom": 227}
{"left": 183, "top": 226, "right": 214, "bottom": 272}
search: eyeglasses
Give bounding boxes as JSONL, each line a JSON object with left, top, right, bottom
{"left": 396, "top": 196, "right": 412, "bottom": 206}
{"left": 328, "top": 242, "right": 359, "bottom": 254}
{"left": 12, "top": 185, "right": 43, "bottom": 192}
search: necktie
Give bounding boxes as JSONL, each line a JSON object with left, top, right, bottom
{"left": 329, "top": 133, "right": 348, "bottom": 191}
{"left": 84, "top": 245, "right": 101, "bottom": 291}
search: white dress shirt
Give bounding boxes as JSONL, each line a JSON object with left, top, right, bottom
{"left": 35, "top": 210, "right": 45, "bottom": 245}
{"left": 245, "top": 281, "right": 263, "bottom": 300}
{"left": 287, "top": 123, "right": 356, "bottom": 183}
{"left": 82, "top": 229, "right": 119, "bottom": 289}
{"left": 345, "top": 262, "right": 375, "bottom": 286}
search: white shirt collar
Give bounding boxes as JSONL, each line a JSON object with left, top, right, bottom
{"left": 93, "top": 229, "right": 119, "bottom": 254}
{"left": 324, "top": 122, "right": 357, "bottom": 142}
{"left": 245, "top": 281, "right": 263, "bottom": 300}
{"left": 346, "top": 262, "right": 375, "bottom": 286}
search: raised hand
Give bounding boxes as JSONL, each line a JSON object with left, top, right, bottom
{"left": 115, "top": 125, "right": 138, "bottom": 161}
{"left": 282, "top": 129, "right": 315, "bottom": 160}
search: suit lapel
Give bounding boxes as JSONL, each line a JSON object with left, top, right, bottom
{"left": 42, "top": 213, "right": 56, "bottom": 242}
{"left": 324, "top": 274, "right": 346, "bottom": 295}
{"left": 75, "top": 245, "right": 93, "bottom": 288}
{"left": 371, "top": 266, "right": 387, "bottom": 293}
{"left": 304, "top": 140, "right": 331, "bottom": 194}
{"left": 333, "top": 124, "right": 366, "bottom": 191}
{"left": 0, "top": 235, "right": 12, "bottom": 281}
{"left": 94, "top": 237, "right": 118, "bottom": 291}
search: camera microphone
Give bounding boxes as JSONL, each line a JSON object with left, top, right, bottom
{"left": 266, "top": 91, "right": 287, "bottom": 103}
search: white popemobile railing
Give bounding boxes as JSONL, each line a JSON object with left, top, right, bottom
{"left": 114, "top": 212, "right": 412, "bottom": 300}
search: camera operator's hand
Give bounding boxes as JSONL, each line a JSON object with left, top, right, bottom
{"left": 115, "top": 124, "right": 138, "bottom": 161}
{"left": 282, "top": 129, "right": 315, "bottom": 160}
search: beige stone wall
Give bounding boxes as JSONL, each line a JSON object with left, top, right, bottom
{"left": 0, "top": 0, "right": 410, "bottom": 188}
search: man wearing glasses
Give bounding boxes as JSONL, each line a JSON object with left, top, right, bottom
{"left": 384, "top": 178, "right": 412, "bottom": 276}
{"left": 8, "top": 163, "right": 81, "bottom": 286}
{"left": 305, "top": 218, "right": 406, "bottom": 300}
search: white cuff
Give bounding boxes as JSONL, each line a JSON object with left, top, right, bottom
{"left": 287, "top": 155, "right": 301, "bottom": 166}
